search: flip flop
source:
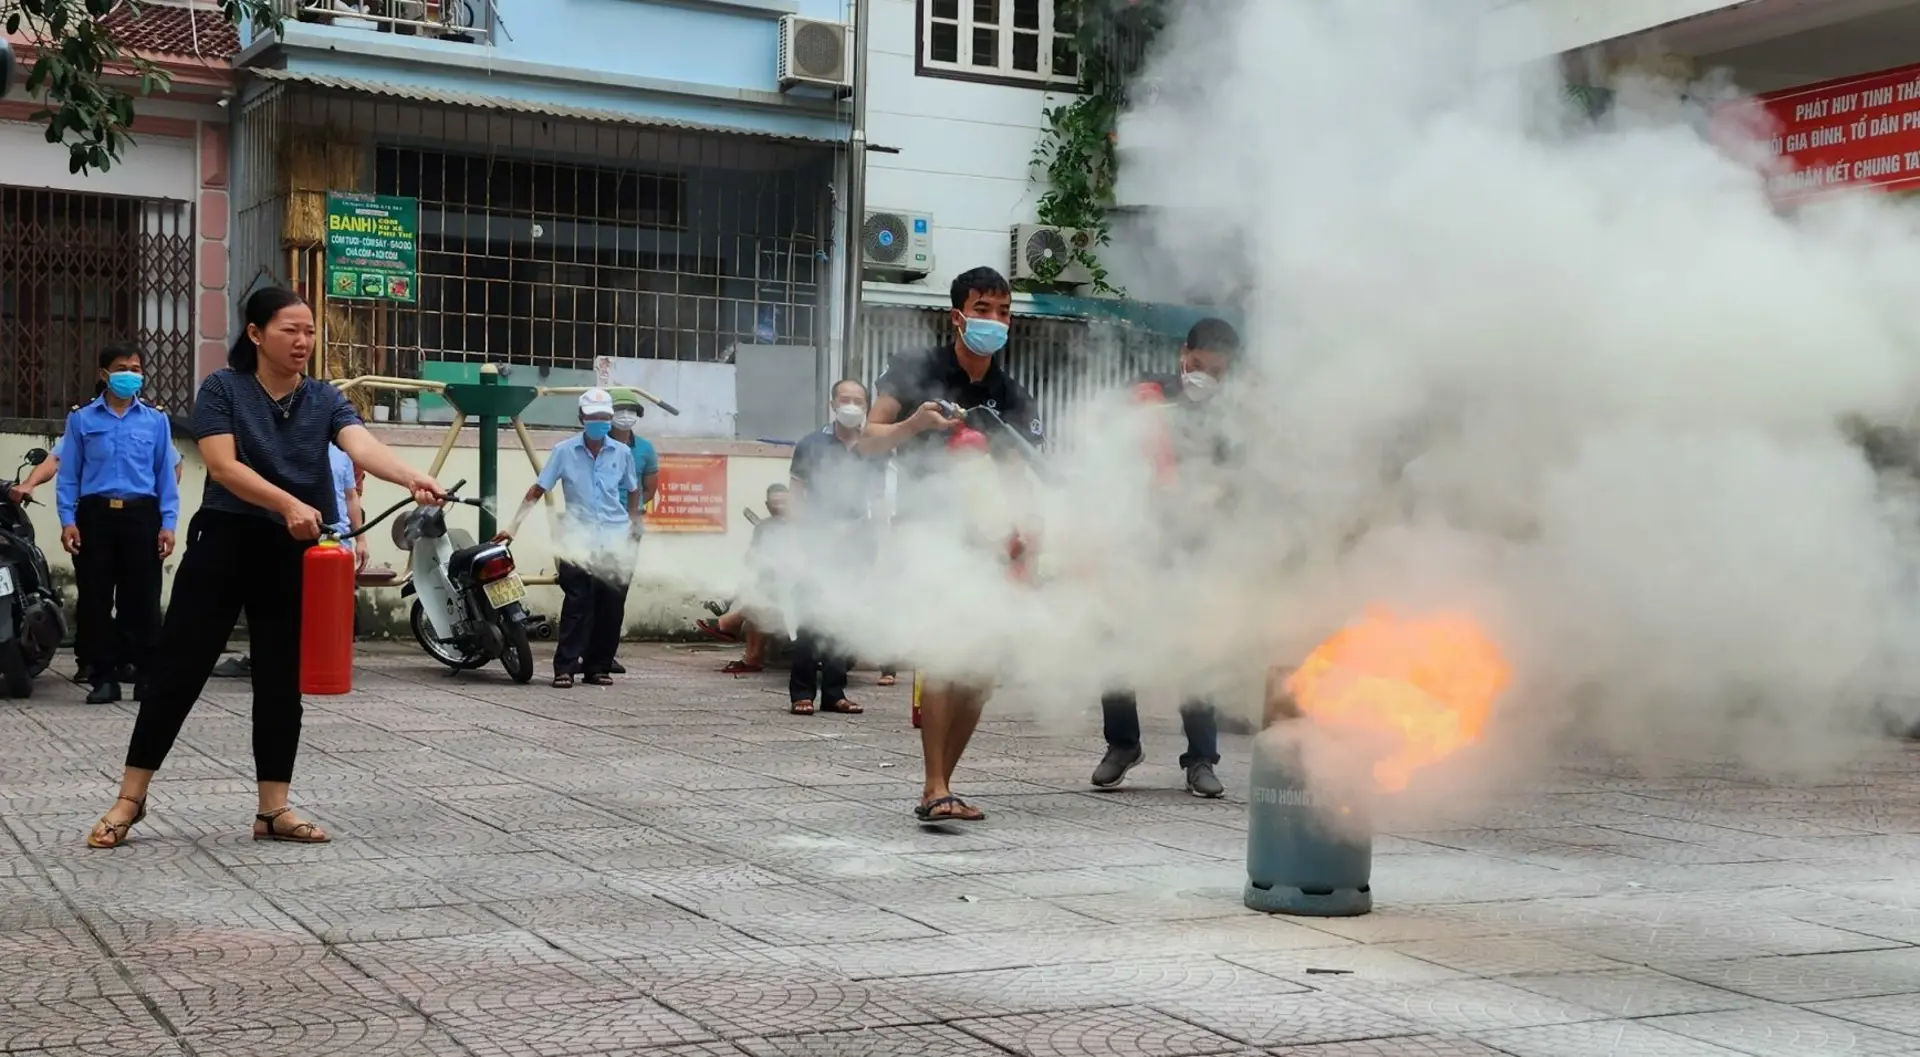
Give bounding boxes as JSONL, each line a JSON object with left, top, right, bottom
{"left": 721, "top": 661, "right": 763, "bottom": 675}
{"left": 914, "top": 795, "right": 985, "bottom": 824}
{"left": 876, "top": 674, "right": 897, "bottom": 687}
{"left": 697, "top": 620, "right": 737, "bottom": 643}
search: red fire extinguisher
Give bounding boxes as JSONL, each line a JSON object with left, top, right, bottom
{"left": 300, "top": 537, "right": 357, "bottom": 695}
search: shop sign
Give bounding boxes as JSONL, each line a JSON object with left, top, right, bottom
{"left": 324, "top": 192, "right": 419, "bottom": 302}
{"left": 645, "top": 454, "right": 728, "bottom": 533}
{"left": 1714, "top": 62, "right": 1920, "bottom": 203}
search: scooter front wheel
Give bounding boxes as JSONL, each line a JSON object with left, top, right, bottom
{"left": 0, "top": 638, "right": 32, "bottom": 699}
{"left": 499, "top": 622, "right": 534, "bottom": 684}
{"left": 410, "top": 600, "right": 488, "bottom": 671}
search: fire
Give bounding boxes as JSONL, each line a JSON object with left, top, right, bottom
{"left": 1285, "top": 608, "right": 1510, "bottom": 792}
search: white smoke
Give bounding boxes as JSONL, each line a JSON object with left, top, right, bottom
{"left": 787, "top": 0, "right": 1920, "bottom": 792}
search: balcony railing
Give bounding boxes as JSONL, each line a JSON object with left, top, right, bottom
{"left": 283, "top": 0, "right": 494, "bottom": 44}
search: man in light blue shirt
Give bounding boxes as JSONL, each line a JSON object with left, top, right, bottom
{"left": 327, "top": 444, "right": 367, "bottom": 569}
{"left": 499, "top": 389, "right": 640, "bottom": 688}
{"left": 54, "top": 343, "right": 183, "bottom": 703}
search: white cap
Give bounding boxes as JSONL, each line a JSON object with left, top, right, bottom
{"left": 578, "top": 388, "right": 614, "bottom": 416}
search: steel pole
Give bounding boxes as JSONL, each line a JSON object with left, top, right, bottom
{"left": 477, "top": 363, "right": 499, "bottom": 540}
{"left": 838, "top": 0, "right": 871, "bottom": 394}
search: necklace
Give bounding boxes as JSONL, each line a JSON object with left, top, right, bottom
{"left": 256, "top": 375, "right": 300, "bottom": 420}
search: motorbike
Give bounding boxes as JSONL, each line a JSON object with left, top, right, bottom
{"left": 390, "top": 479, "right": 535, "bottom": 683}
{"left": 0, "top": 449, "right": 67, "bottom": 698}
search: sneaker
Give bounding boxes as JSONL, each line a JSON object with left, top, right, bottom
{"left": 1185, "top": 762, "right": 1225, "bottom": 799}
{"left": 85, "top": 681, "right": 122, "bottom": 705}
{"left": 212, "top": 656, "right": 251, "bottom": 679}
{"left": 1091, "top": 744, "right": 1144, "bottom": 788}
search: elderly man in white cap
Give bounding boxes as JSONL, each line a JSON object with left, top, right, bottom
{"left": 498, "top": 389, "right": 642, "bottom": 688}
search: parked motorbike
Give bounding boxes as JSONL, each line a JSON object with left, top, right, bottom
{"left": 391, "top": 479, "right": 535, "bottom": 683}
{"left": 0, "top": 449, "right": 68, "bottom": 698}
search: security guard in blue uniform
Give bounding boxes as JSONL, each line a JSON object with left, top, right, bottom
{"left": 55, "top": 343, "right": 181, "bottom": 704}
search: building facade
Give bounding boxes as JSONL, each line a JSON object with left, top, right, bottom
{"left": 1, "top": 3, "right": 237, "bottom": 425}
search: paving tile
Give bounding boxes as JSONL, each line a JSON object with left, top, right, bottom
{"left": 648, "top": 969, "right": 934, "bottom": 1039}
{"left": 737, "top": 1024, "right": 1014, "bottom": 1056}
{"left": 1657, "top": 949, "right": 1920, "bottom": 1003}
{"left": 435, "top": 993, "right": 720, "bottom": 1054}
{"left": 0, "top": 994, "right": 174, "bottom": 1052}
{"left": 1270, "top": 1039, "right": 1514, "bottom": 1057}
{"left": 1502, "top": 967, "right": 1758, "bottom": 1017}
{"left": 954, "top": 1007, "right": 1246, "bottom": 1057}
{"left": 1647, "top": 1007, "right": 1920, "bottom": 1057}
{"left": 1151, "top": 991, "right": 1422, "bottom": 1049}
{"left": 1471, "top": 1020, "right": 1752, "bottom": 1057}
{"left": 1804, "top": 993, "right": 1920, "bottom": 1037}
{"left": 1342, "top": 978, "right": 1611, "bottom": 1033}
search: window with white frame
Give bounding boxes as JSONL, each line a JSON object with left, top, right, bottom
{"left": 921, "top": 0, "right": 1079, "bottom": 86}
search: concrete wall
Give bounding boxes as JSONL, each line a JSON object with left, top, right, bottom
{"left": 0, "top": 427, "right": 793, "bottom": 640}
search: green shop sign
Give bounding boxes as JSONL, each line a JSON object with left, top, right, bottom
{"left": 324, "top": 192, "right": 419, "bottom": 302}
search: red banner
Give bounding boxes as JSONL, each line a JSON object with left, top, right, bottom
{"left": 1714, "top": 62, "right": 1920, "bottom": 202}
{"left": 644, "top": 454, "right": 728, "bottom": 533}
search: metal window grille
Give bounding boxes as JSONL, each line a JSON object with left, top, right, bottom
{"left": 232, "top": 86, "right": 834, "bottom": 384}
{"left": 857, "top": 305, "right": 1163, "bottom": 449}
{"left": 277, "top": 0, "right": 497, "bottom": 44}
{"left": 0, "top": 187, "right": 195, "bottom": 422}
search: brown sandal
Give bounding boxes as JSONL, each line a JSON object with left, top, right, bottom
{"left": 254, "top": 806, "right": 330, "bottom": 844}
{"left": 790, "top": 699, "right": 816, "bottom": 715}
{"left": 87, "top": 795, "right": 147, "bottom": 849}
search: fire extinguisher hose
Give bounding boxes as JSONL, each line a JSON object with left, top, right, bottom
{"left": 333, "top": 478, "right": 478, "bottom": 542}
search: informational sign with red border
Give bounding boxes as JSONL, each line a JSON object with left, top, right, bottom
{"left": 644, "top": 454, "right": 728, "bottom": 533}
{"left": 1712, "top": 62, "right": 1920, "bottom": 203}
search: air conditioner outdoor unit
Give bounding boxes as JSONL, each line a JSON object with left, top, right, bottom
{"left": 778, "top": 15, "right": 851, "bottom": 92}
{"left": 862, "top": 209, "right": 934, "bottom": 281}
{"left": 1010, "top": 224, "right": 1094, "bottom": 286}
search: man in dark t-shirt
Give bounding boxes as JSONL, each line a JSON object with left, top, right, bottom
{"left": 1092, "top": 317, "right": 1242, "bottom": 799}
{"left": 858, "top": 266, "right": 1044, "bottom": 824}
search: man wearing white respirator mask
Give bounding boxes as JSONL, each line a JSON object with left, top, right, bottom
{"left": 1091, "top": 317, "right": 1242, "bottom": 798}
{"left": 784, "top": 378, "right": 885, "bottom": 715}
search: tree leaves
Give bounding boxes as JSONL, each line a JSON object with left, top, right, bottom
{"left": 2, "top": 0, "right": 282, "bottom": 174}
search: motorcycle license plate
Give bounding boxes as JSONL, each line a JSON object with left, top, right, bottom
{"left": 0, "top": 566, "right": 13, "bottom": 597}
{"left": 482, "top": 573, "right": 526, "bottom": 610}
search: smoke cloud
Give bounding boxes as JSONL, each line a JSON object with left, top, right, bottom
{"left": 782, "top": 0, "right": 1920, "bottom": 800}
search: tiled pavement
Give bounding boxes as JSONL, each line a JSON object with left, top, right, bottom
{"left": 7, "top": 644, "right": 1920, "bottom": 1056}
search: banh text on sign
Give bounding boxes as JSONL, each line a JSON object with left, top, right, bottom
{"left": 324, "top": 192, "right": 419, "bottom": 302}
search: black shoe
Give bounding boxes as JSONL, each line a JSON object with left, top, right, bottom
{"left": 211, "top": 656, "right": 251, "bottom": 679}
{"left": 609, "top": 661, "right": 627, "bottom": 675}
{"left": 1185, "top": 762, "right": 1225, "bottom": 799}
{"left": 86, "top": 681, "right": 122, "bottom": 705}
{"left": 114, "top": 664, "right": 138, "bottom": 684}
{"left": 1091, "top": 744, "right": 1144, "bottom": 788}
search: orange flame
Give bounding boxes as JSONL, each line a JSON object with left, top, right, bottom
{"left": 1285, "top": 609, "right": 1510, "bottom": 792}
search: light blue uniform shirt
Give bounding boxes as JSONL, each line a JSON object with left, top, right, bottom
{"left": 328, "top": 444, "right": 357, "bottom": 551}
{"left": 538, "top": 433, "right": 639, "bottom": 541}
{"left": 55, "top": 397, "right": 182, "bottom": 531}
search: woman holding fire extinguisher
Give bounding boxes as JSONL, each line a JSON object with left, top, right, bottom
{"left": 86, "top": 286, "right": 446, "bottom": 850}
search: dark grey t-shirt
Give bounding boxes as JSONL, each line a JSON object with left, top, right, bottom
{"left": 190, "top": 369, "right": 362, "bottom": 525}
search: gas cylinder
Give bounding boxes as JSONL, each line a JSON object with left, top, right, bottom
{"left": 1244, "top": 717, "right": 1374, "bottom": 917}
{"left": 299, "top": 538, "right": 356, "bottom": 695}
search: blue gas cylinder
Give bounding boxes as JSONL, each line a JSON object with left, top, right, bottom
{"left": 1244, "top": 719, "right": 1373, "bottom": 916}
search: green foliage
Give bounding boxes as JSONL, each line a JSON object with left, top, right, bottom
{"left": 1027, "top": 0, "right": 1168, "bottom": 295}
{"left": 1, "top": 0, "right": 281, "bottom": 175}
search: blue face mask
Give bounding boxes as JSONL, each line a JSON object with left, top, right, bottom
{"left": 583, "top": 420, "right": 613, "bottom": 440}
{"left": 106, "top": 371, "right": 143, "bottom": 399}
{"left": 961, "top": 317, "right": 1009, "bottom": 357}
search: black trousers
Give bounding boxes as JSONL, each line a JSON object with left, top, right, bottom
{"left": 73, "top": 497, "right": 163, "bottom": 682}
{"left": 126, "top": 510, "right": 309, "bottom": 783}
{"left": 1102, "top": 692, "right": 1221, "bottom": 768}
{"left": 555, "top": 559, "right": 629, "bottom": 676}
{"left": 790, "top": 625, "right": 851, "bottom": 705}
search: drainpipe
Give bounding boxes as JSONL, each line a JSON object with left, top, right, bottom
{"left": 838, "top": 0, "right": 870, "bottom": 393}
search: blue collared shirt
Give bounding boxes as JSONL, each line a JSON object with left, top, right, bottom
{"left": 328, "top": 444, "right": 357, "bottom": 551}
{"left": 620, "top": 434, "right": 660, "bottom": 514}
{"left": 56, "top": 397, "right": 181, "bottom": 531}
{"left": 537, "top": 433, "right": 639, "bottom": 534}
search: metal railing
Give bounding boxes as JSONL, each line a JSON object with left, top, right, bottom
{"left": 283, "top": 0, "right": 494, "bottom": 44}
{"left": 0, "top": 187, "right": 196, "bottom": 423}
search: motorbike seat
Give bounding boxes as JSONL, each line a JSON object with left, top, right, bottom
{"left": 447, "top": 543, "right": 500, "bottom": 576}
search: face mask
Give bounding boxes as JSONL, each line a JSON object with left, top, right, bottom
{"left": 961, "top": 317, "right": 1009, "bottom": 356}
{"left": 583, "top": 420, "right": 613, "bottom": 440}
{"left": 612, "top": 411, "right": 639, "bottom": 431}
{"left": 1181, "top": 372, "right": 1218, "bottom": 401}
{"left": 106, "top": 371, "right": 143, "bottom": 399}
{"left": 832, "top": 403, "right": 867, "bottom": 430}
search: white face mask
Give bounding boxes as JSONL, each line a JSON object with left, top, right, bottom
{"left": 612, "top": 411, "right": 640, "bottom": 430}
{"left": 1181, "top": 371, "right": 1218, "bottom": 401}
{"left": 833, "top": 403, "right": 867, "bottom": 430}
